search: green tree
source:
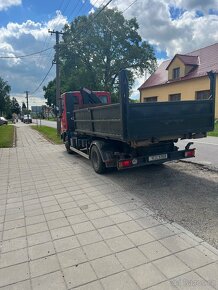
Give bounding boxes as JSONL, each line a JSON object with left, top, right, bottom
{"left": 11, "top": 97, "right": 21, "bottom": 115}
{"left": 43, "top": 79, "right": 56, "bottom": 107}
{"left": 0, "top": 77, "right": 11, "bottom": 116}
{"left": 129, "top": 98, "right": 139, "bottom": 103}
{"left": 22, "top": 102, "right": 26, "bottom": 110}
{"left": 44, "top": 8, "right": 156, "bottom": 103}
{"left": 21, "top": 102, "right": 27, "bottom": 115}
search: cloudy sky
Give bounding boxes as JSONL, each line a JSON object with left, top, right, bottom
{"left": 0, "top": 0, "right": 218, "bottom": 107}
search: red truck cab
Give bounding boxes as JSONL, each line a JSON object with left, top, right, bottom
{"left": 61, "top": 90, "right": 111, "bottom": 134}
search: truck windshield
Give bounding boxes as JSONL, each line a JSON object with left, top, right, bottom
{"left": 99, "top": 96, "right": 108, "bottom": 104}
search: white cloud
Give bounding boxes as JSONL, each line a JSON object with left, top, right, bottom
{"left": 0, "top": 11, "right": 67, "bottom": 102}
{"left": 169, "top": 0, "right": 218, "bottom": 12}
{"left": 89, "top": 7, "right": 95, "bottom": 14}
{"left": 0, "top": 0, "right": 21, "bottom": 11}
{"left": 0, "top": 11, "right": 67, "bottom": 43}
{"left": 90, "top": 0, "right": 102, "bottom": 8}
{"left": 12, "top": 94, "right": 46, "bottom": 108}
{"left": 1, "top": 1, "right": 218, "bottom": 103}
{"left": 91, "top": 0, "right": 218, "bottom": 58}
{"left": 167, "top": 12, "right": 218, "bottom": 56}
{"left": 92, "top": 0, "right": 218, "bottom": 97}
{"left": 46, "top": 10, "right": 67, "bottom": 32}
{"left": 131, "top": 74, "right": 146, "bottom": 100}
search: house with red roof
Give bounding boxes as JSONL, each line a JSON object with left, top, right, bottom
{"left": 139, "top": 43, "right": 218, "bottom": 118}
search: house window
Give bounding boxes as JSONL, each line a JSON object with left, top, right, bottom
{"left": 143, "top": 96, "right": 158, "bottom": 102}
{"left": 195, "top": 90, "right": 210, "bottom": 100}
{"left": 169, "top": 93, "right": 181, "bottom": 101}
{"left": 173, "top": 67, "right": 180, "bottom": 79}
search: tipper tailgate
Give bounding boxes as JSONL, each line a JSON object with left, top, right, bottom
{"left": 127, "top": 99, "right": 214, "bottom": 141}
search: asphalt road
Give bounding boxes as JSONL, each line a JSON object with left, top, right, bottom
{"left": 32, "top": 119, "right": 57, "bottom": 128}
{"left": 178, "top": 136, "right": 218, "bottom": 169}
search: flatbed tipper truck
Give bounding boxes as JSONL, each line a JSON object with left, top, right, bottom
{"left": 61, "top": 70, "right": 216, "bottom": 174}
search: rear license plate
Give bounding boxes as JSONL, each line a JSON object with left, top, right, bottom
{"left": 148, "top": 154, "right": 167, "bottom": 161}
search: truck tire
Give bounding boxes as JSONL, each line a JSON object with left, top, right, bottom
{"left": 65, "top": 141, "right": 74, "bottom": 154}
{"left": 90, "top": 145, "right": 106, "bottom": 174}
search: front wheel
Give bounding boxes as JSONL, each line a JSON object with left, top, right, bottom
{"left": 65, "top": 140, "right": 74, "bottom": 154}
{"left": 90, "top": 145, "right": 106, "bottom": 174}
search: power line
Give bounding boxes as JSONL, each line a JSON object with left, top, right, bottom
{"left": 91, "top": 0, "right": 103, "bottom": 8}
{"left": 38, "top": 17, "right": 65, "bottom": 71}
{"left": 39, "top": 0, "right": 80, "bottom": 78}
{"left": 85, "top": 0, "right": 108, "bottom": 18}
{"left": 0, "top": 47, "right": 53, "bottom": 59}
{"left": 99, "top": 0, "right": 139, "bottom": 33}
{"left": 74, "top": 0, "right": 89, "bottom": 17}
{"left": 67, "top": 0, "right": 86, "bottom": 21}
{"left": 0, "top": 1, "right": 136, "bottom": 61}
{"left": 92, "top": 0, "right": 113, "bottom": 20}
{"left": 31, "top": 64, "right": 54, "bottom": 94}
{"left": 61, "top": 0, "right": 114, "bottom": 46}
{"left": 122, "top": 0, "right": 138, "bottom": 14}
{"left": 94, "top": 0, "right": 109, "bottom": 9}
{"left": 61, "top": 0, "right": 73, "bottom": 16}
{"left": 38, "top": 0, "right": 136, "bottom": 77}
{"left": 37, "top": 0, "right": 111, "bottom": 62}
{"left": 27, "top": 0, "right": 138, "bottom": 113}
{"left": 79, "top": 0, "right": 114, "bottom": 35}
{"left": 39, "top": 1, "right": 114, "bottom": 107}
{"left": 57, "top": 0, "right": 66, "bottom": 11}
{"left": 43, "top": 0, "right": 106, "bottom": 67}
{"left": 30, "top": 0, "right": 136, "bottom": 98}
{"left": 39, "top": 1, "right": 109, "bottom": 107}
{"left": 37, "top": 0, "right": 71, "bottom": 73}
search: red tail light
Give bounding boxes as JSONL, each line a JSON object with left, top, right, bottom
{"left": 118, "top": 160, "right": 132, "bottom": 168}
{"left": 185, "top": 149, "right": 195, "bottom": 158}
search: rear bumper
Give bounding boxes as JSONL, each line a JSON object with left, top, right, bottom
{"left": 116, "top": 148, "right": 195, "bottom": 170}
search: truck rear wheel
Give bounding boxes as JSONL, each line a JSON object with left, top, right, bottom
{"left": 65, "top": 141, "right": 74, "bottom": 154}
{"left": 91, "top": 145, "right": 106, "bottom": 174}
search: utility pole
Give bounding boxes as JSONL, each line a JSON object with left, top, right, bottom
{"left": 25, "top": 91, "right": 29, "bottom": 123}
{"left": 49, "top": 29, "right": 64, "bottom": 135}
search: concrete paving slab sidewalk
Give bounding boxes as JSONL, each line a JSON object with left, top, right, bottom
{"left": 0, "top": 123, "right": 218, "bottom": 290}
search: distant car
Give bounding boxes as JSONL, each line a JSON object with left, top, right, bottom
{"left": 0, "top": 117, "right": 8, "bottom": 125}
{"left": 23, "top": 115, "right": 32, "bottom": 123}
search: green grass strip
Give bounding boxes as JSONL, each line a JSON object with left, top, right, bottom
{"left": 208, "top": 121, "right": 218, "bottom": 137}
{"left": 31, "top": 125, "right": 63, "bottom": 144}
{"left": 0, "top": 125, "right": 14, "bottom": 148}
